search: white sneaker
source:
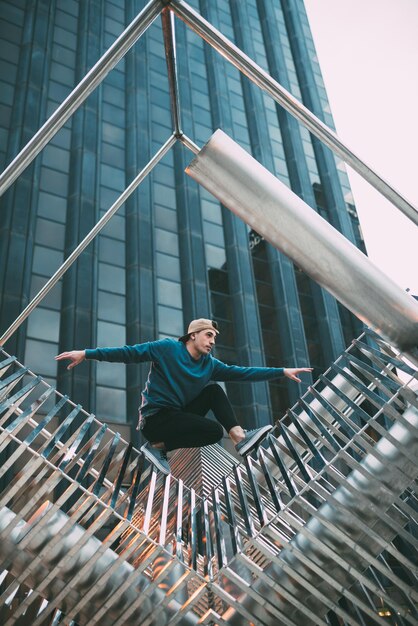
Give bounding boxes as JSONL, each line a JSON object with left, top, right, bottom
{"left": 235, "top": 425, "right": 273, "bottom": 456}
{"left": 141, "top": 442, "right": 170, "bottom": 475}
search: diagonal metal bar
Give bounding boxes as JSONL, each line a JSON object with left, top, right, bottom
{"left": 110, "top": 442, "right": 133, "bottom": 509}
{"left": 0, "top": 386, "right": 55, "bottom": 451}
{"left": 126, "top": 454, "right": 145, "bottom": 522}
{"left": 174, "top": 478, "right": 184, "bottom": 561}
{"left": 212, "top": 486, "right": 227, "bottom": 570}
{"left": 0, "top": 0, "right": 163, "bottom": 198}
{"left": 233, "top": 465, "right": 256, "bottom": 538}
{"left": 0, "top": 367, "right": 27, "bottom": 392}
{"left": 257, "top": 447, "right": 283, "bottom": 513}
{"left": 142, "top": 468, "right": 158, "bottom": 535}
{"left": 329, "top": 364, "right": 409, "bottom": 416}
{"left": 41, "top": 405, "right": 82, "bottom": 459}
{"left": 0, "top": 355, "right": 17, "bottom": 376}
{"left": 287, "top": 408, "right": 327, "bottom": 467}
{"left": 344, "top": 351, "right": 402, "bottom": 395}
{"left": 76, "top": 423, "right": 108, "bottom": 483}
{"left": 276, "top": 422, "right": 312, "bottom": 483}
{"left": 24, "top": 394, "right": 69, "bottom": 445}
{"left": 159, "top": 473, "right": 172, "bottom": 545}
{"left": 189, "top": 488, "right": 198, "bottom": 571}
{"left": 0, "top": 377, "right": 42, "bottom": 424}
{"left": 169, "top": 0, "right": 418, "bottom": 227}
{"left": 221, "top": 475, "right": 241, "bottom": 555}
{"left": 353, "top": 338, "right": 418, "bottom": 378}
{"left": 58, "top": 413, "right": 95, "bottom": 471}
{"left": 243, "top": 455, "right": 269, "bottom": 527}
{"left": 0, "top": 133, "right": 177, "bottom": 347}
{"left": 266, "top": 435, "right": 298, "bottom": 498}
{"left": 298, "top": 397, "right": 342, "bottom": 453}
{"left": 306, "top": 385, "right": 364, "bottom": 441}
{"left": 92, "top": 432, "right": 121, "bottom": 497}
{"left": 202, "top": 497, "right": 214, "bottom": 580}
{"left": 0, "top": 368, "right": 29, "bottom": 404}
{"left": 178, "top": 133, "right": 200, "bottom": 154}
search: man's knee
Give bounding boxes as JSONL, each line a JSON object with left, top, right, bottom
{"left": 208, "top": 420, "right": 224, "bottom": 444}
{"left": 210, "top": 383, "right": 227, "bottom": 401}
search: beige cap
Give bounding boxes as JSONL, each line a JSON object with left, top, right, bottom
{"left": 178, "top": 318, "right": 219, "bottom": 342}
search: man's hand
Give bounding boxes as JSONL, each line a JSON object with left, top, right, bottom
{"left": 55, "top": 350, "right": 86, "bottom": 370}
{"left": 283, "top": 367, "right": 313, "bottom": 383}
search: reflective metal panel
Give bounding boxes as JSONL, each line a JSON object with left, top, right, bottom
{"left": 186, "top": 130, "right": 418, "bottom": 359}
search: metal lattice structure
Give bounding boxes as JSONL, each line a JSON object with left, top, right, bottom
{"left": 1, "top": 0, "right": 418, "bottom": 624}
{"left": 0, "top": 328, "right": 417, "bottom": 625}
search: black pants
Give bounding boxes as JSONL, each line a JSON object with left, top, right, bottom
{"left": 141, "top": 384, "right": 239, "bottom": 452}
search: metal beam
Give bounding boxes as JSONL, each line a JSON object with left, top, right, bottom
{"left": 162, "top": 8, "right": 182, "bottom": 137}
{"left": 170, "top": 0, "right": 418, "bottom": 227}
{"left": 186, "top": 130, "right": 418, "bottom": 359}
{"left": 0, "top": 135, "right": 177, "bottom": 346}
{"left": 0, "top": 0, "right": 163, "bottom": 198}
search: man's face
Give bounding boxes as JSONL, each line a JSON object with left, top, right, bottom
{"left": 192, "top": 329, "right": 217, "bottom": 355}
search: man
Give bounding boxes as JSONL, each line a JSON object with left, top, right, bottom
{"left": 56, "top": 318, "right": 312, "bottom": 475}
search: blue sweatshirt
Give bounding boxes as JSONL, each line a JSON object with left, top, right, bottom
{"left": 85, "top": 338, "right": 284, "bottom": 418}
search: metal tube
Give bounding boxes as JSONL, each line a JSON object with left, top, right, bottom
{"left": 162, "top": 8, "right": 182, "bottom": 136}
{"left": 171, "top": 0, "right": 418, "bottom": 227}
{"left": 186, "top": 130, "right": 418, "bottom": 356}
{"left": 0, "top": 0, "right": 163, "bottom": 198}
{"left": 178, "top": 133, "right": 200, "bottom": 154}
{"left": 0, "top": 134, "right": 177, "bottom": 346}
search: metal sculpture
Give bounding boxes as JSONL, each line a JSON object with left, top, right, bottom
{"left": 0, "top": 329, "right": 417, "bottom": 624}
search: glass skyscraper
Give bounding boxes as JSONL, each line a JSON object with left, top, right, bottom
{"left": 0, "top": 0, "right": 365, "bottom": 442}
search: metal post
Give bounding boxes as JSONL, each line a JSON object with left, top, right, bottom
{"left": 0, "top": 135, "right": 177, "bottom": 346}
{"left": 179, "top": 134, "right": 200, "bottom": 154}
{"left": 0, "top": 0, "right": 163, "bottom": 198}
{"left": 186, "top": 130, "right": 418, "bottom": 357}
{"left": 170, "top": 0, "right": 418, "bottom": 227}
{"left": 162, "top": 8, "right": 182, "bottom": 137}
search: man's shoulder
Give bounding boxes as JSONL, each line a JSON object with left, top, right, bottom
{"left": 151, "top": 337, "right": 180, "bottom": 352}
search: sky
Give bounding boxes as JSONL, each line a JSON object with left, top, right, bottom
{"left": 303, "top": 0, "right": 418, "bottom": 294}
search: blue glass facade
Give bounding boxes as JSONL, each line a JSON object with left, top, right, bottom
{"left": 0, "top": 0, "right": 364, "bottom": 439}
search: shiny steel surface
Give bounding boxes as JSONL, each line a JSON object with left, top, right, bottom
{"left": 0, "top": 333, "right": 417, "bottom": 624}
{"left": 171, "top": 0, "right": 418, "bottom": 227}
{"left": 186, "top": 130, "right": 418, "bottom": 357}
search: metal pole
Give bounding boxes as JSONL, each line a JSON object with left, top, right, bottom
{"left": 0, "top": 135, "right": 177, "bottom": 346}
{"left": 161, "top": 8, "right": 182, "bottom": 137}
{"left": 170, "top": 0, "right": 418, "bottom": 228}
{"left": 0, "top": 0, "right": 163, "bottom": 198}
{"left": 178, "top": 134, "right": 200, "bottom": 154}
{"left": 186, "top": 130, "right": 418, "bottom": 356}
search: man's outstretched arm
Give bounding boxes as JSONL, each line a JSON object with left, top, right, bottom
{"left": 212, "top": 359, "right": 312, "bottom": 382}
{"left": 55, "top": 350, "right": 86, "bottom": 370}
{"left": 55, "top": 340, "right": 165, "bottom": 369}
